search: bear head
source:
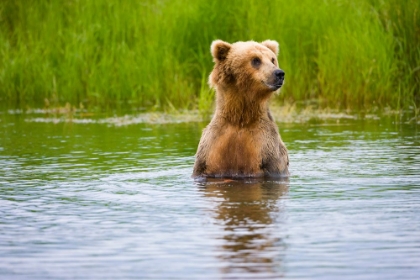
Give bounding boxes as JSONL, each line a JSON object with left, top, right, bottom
{"left": 209, "top": 40, "right": 285, "bottom": 100}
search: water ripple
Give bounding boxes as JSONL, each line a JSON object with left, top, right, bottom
{"left": 0, "top": 118, "right": 419, "bottom": 279}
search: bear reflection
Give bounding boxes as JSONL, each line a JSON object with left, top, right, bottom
{"left": 198, "top": 178, "right": 288, "bottom": 277}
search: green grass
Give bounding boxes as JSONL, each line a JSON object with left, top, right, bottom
{"left": 0, "top": 0, "right": 419, "bottom": 112}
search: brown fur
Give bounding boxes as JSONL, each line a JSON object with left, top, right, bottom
{"left": 192, "top": 40, "right": 289, "bottom": 178}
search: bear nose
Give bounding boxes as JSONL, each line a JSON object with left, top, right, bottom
{"left": 274, "top": 69, "right": 285, "bottom": 79}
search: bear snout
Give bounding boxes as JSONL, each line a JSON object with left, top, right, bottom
{"left": 267, "top": 69, "right": 285, "bottom": 90}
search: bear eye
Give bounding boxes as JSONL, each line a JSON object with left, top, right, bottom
{"left": 251, "top": 57, "right": 261, "bottom": 68}
{"left": 271, "top": 58, "right": 276, "bottom": 64}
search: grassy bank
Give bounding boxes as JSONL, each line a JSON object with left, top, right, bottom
{"left": 0, "top": 0, "right": 419, "bottom": 112}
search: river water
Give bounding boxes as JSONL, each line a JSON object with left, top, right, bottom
{"left": 1, "top": 111, "right": 419, "bottom": 279}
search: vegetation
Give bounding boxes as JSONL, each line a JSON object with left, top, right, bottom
{"left": 0, "top": 0, "right": 419, "bottom": 112}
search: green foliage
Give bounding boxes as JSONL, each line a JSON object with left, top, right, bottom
{"left": 0, "top": 0, "right": 419, "bottom": 111}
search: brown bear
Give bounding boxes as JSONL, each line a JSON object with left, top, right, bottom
{"left": 192, "top": 39, "right": 289, "bottom": 179}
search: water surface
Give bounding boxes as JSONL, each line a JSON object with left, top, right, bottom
{"left": 1, "top": 113, "right": 419, "bottom": 279}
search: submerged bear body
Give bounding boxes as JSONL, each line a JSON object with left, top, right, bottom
{"left": 192, "top": 40, "right": 289, "bottom": 179}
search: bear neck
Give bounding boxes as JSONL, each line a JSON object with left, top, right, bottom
{"left": 215, "top": 87, "right": 271, "bottom": 127}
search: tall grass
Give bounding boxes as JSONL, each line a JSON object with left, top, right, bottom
{"left": 0, "top": 0, "right": 419, "bottom": 112}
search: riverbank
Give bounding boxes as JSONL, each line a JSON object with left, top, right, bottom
{"left": 3, "top": 104, "right": 418, "bottom": 126}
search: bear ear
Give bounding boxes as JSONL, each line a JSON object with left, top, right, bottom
{"left": 261, "top": 40, "right": 279, "bottom": 56}
{"left": 211, "top": 40, "right": 232, "bottom": 61}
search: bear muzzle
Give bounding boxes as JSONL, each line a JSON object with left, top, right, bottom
{"left": 266, "top": 69, "right": 285, "bottom": 91}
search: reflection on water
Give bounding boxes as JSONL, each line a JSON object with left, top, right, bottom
{"left": 0, "top": 112, "right": 419, "bottom": 279}
{"left": 199, "top": 179, "right": 288, "bottom": 278}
